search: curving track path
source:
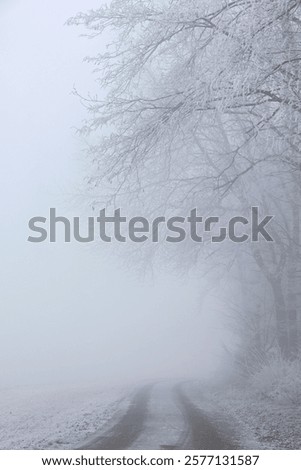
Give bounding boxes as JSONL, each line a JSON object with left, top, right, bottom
{"left": 80, "top": 382, "right": 237, "bottom": 450}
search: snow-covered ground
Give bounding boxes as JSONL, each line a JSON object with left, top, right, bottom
{"left": 183, "top": 381, "right": 301, "bottom": 450}
{"left": 2, "top": 380, "right": 300, "bottom": 450}
{"left": 0, "top": 384, "right": 131, "bottom": 450}
{"left": 214, "top": 387, "right": 301, "bottom": 450}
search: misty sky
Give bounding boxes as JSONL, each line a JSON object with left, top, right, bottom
{"left": 0, "top": 0, "right": 229, "bottom": 388}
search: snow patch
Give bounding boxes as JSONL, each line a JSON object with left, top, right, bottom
{"left": 0, "top": 384, "right": 130, "bottom": 449}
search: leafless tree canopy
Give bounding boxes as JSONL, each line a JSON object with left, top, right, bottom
{"left": 69, "top": 0, "right": 301, "bottom": 363}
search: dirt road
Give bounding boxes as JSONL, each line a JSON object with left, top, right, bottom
{"left": 80, "top": 382, "right": 237, "bottom": 450}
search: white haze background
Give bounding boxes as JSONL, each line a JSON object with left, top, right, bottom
{"left": 0, "top": 0, "right": 229, "bottom": 389}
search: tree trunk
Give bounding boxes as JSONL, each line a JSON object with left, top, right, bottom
{"left": 286, "top": 190, "right": 300, "bottom": 359}
{"left": 270, "top": 278, "right": 290, "bottom": 359}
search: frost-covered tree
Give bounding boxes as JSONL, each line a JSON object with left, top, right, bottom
{"left": 69, "top": 0, "right": 301, "bottom": 192}
{"left": 69, "top": 0, "right": 301, "bottom": 360}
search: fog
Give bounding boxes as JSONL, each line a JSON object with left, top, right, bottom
{"left": 0, "top": 0, "right": 228, "bottom": 388}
